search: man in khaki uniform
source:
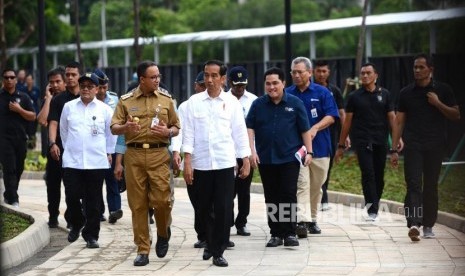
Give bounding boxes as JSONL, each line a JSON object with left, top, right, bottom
{"left": 111, "top": 61, "right": 180, "bottom": 266}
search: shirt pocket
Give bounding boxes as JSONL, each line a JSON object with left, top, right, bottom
{"left": 157, "top": 108, "right": 169, "bottom": 124}
{"left": 94, "top": 118, "right": 106, "bottom": 134}
{"left": 216, "top": 107, "right": 232, "bottom": 133}
{"left": 193, "top": 105, "right": 208, "bottom": 119}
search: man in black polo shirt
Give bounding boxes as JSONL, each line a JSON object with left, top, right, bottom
{"left": 0, "top": 68, "right": 36, "bottom": 207}
{"left": 335, "top": 62, "right": 400, "bottom": 221}
{"left": 47, "top": 61, "right": 82, "bottom": 228}
{"left": 391, "top": 54, "right": 460, "bottom": 241}
{"left": 313, "top": 60, "right": 347, "bottom": 212}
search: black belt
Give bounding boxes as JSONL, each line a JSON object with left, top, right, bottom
{"left": 127, "top": 143, "right": 168, "bottom": 149}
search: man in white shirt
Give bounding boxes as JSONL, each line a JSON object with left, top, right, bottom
{"left": 60, "top": 72, "right": 116, "bottom": 249}
{"left": 227, "top": 66, "right": 257, "bottom": 236}
{"left": 182, "top": 60, "right": 251, "bottom": 267}
{"left": 94, "top": 68, "right": 123, "bottom": 224}
{"left": 171, "top": 71, "right": 207, "bottom": 249}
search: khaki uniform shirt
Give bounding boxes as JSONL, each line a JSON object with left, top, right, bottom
{"left": 111, "top": 87, "right": 180, "bottom": 144}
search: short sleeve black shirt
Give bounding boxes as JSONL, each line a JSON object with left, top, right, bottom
{"left": 327, "top": 83, "right": 344, "bottom": 143}
{"left": 0, "top": 89, "right": 34, "bottom": 140}
{"left": 47, "top": 90, "right": 79, "bottom": 145}
{"left": 345, "top": 86, "right": 394, "bottom": 147}
{"left": 397, "top": 81, "right": 457, "bottom": 150}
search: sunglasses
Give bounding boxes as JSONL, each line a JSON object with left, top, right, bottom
{"left": 3, "top": 76, "right": 16, "bottom": 80}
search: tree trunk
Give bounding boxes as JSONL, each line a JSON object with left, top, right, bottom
{"left": 355, "top": 0, "right": 369, "bottom": 76}
{"left": 74, "top": 0, "right": 84, "bottom": 68}
{"left": 133, "top": 0, "right": 141, "bottom": 64}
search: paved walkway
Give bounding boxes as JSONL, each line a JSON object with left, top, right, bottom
{"left": 7, "top": 179, "right": 465, "bottom": 275}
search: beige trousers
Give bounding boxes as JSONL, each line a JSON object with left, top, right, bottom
{"left": 296, "top": 157, "right": 330, "bottom": 222}
{"left": 125, "top": 147, "right": 172, "bottom": 254}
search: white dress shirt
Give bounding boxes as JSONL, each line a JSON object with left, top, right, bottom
{"left": 227, "top": 89, "right": 258, "bottom": 119}
{"left": 182, "top": 90, "right": 251, "bottom": 170}
{"left": 60, "top": 97, "right": 117, "bottom": 169}
{"left": 170, "top": 100, "right": 187, "bottom": 153}
{"left": 227, "top": 89, "right": 258, "bottom": 158}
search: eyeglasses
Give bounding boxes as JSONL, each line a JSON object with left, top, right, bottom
{"left": 3, "top": 76, "right": 16, "bottom": 80}
{"left": 290, "top": 70, "right": 308, "bottom": 76}
{"left": 146, "top": 74, "right": 162, "bottom": 81}
{"left": 79, "top": 84, "right": 96, "bottom": 90}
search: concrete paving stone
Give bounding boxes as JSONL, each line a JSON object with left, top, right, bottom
{"left": 403, "top": 260, "right": 455, "bottom": 267}
{"left": 438, "top": 238, "right": 465, "bottom": 246}
{"left": 309, "top": 260, "right": 356, "bottom": 267}
{"left": 381, "top": 262, "right": 409, "bottom": 269}
{"left": 300, "top": 266, "right": 354, "bottom": 275}
{"left": 451, "top": 257, "right": 465, "bottom": 266}
{"left": 452, "top": 267, "right": 465, "bottom": 275}
{"left": 377, "top": 250, "right": 403, "bottom": 258}
{"left": 401, "top": 267, "right": 456, "bottom": 275}
{"left": 247, "top": 266, "right": 304, "bottom": 276}
{"left": 401, "top": 253, "right": 452, "bottom": 262}
{"left": 376, "top": 266, "right": 405, "bottom": 273}
{"left": 4, "top": 179, "right": 465, "bottom": 275}
{"left": 443, "top": 245, "right": 465, "bottom": 257}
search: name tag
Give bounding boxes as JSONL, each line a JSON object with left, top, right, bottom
{"left": 311, "top": 108, "right": 318, "bottom": 118}
{"left": 91, "top": 125, "right": 98, "bottom": 136}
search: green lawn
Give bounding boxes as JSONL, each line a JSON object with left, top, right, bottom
{"left": 0, "top": 211, "right": 31, "bottom": 243}
{"left": 252, "top": 153, "right": 465, "bottom": 217}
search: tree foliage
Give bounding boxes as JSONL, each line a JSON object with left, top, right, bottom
{"left": 2, "top": 0, "right": 464, "bottom": 70}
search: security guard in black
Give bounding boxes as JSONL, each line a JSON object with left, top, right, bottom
{"left": 0, "top": 69, "right": 36, "bottom": 205}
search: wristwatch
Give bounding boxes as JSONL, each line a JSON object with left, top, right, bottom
{"left": 389, "top": 148, "right": 398, "bottom": 154}
{"left": 49, "top": 141, "right": 56, "bottom": 149}
{"left": 307, "top": 152, "right": 314, "bottom": 157}
{"left": 337, "top": 144, "right": 345, "bottom": 149}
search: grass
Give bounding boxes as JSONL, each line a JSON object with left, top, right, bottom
{"left": 0, "top": 211, "right": 32, "bottom": 243}
{"left": 252, "top": 153, "right": 465, "bottom": 217}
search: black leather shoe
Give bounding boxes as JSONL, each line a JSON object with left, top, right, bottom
{"left": 308, "top": 222, "right": 321, "bottom": 234}
{"left": 48, "top": 218, "right": 59, "bottom": 228}
{"left": 194, "top": 240, "right": 207, "bottom": 248}
{"left": 155, "top": 227, "right": 171, "bottom": 258}
{"left": 266, "top": 237, "right": 283, "bottom": 247}
{"left": 236, "top": 226, "right": 251, "bottom": 236}
{"left": 68, "top": 227, "right": 81, "bottom": 243}
{"left": 284, "top": 235, "right": 299, "bottom": 246}
{"left": 202, "top": 248, "right": 212, "bottom": 260}
{"left": 108, "top": 209, "right": 123, "bottom": 224}
{"left": 213, "top": 256, "right": 228, "bottom": 267}
{"left": 133, "top": 254, "right": 149, "bottom": 266}
{"left": 227, "top": 240, "right": 235, "bottom": 248}
{"left": 296, "top": 222, "right": 308, "bottom": 238}
{"left": 86, "top": 239, "right": 99, "bottom": 248}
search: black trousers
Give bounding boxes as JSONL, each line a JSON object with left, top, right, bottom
{"left": 101, "top": 153, "right": 122, "bottom": 216}
{"left": 45, "top": 151, "right": 65, "bottom": 221}
{"left": 232, "top": 158, "right": 254, "bottom": 228}
{"left": 195, "top": 167, "right": 234, "bottom": 258}
{"left": 186, "top": 181, "right": 206, "bottom": 241}
{"left": 403, "top": 148, "right": 443, "bottom": 228}
{"left": 63, "top": 168, "right": 105, "bottom": 241}
{"left": 354, "top": 144, "right": 387, "bottom": 215}
{"left": 0, "top": 137, "right": 27, "bottom": 204}
{"left": 322, "top": 124, "right": 339, "bottom": 204}
{"left": 258, "top": 161, "right": 299, "bottom": 238}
